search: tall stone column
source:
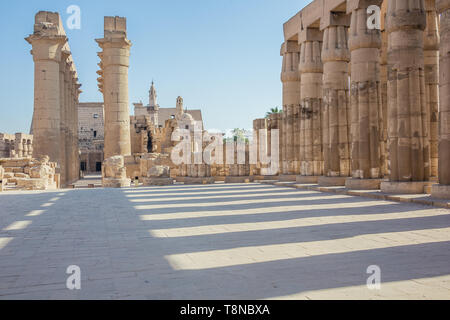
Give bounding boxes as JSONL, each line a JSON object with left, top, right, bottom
{"left": 346, "top": 0, "right": 384, "bottom": 190}
{"left": 424, "top": 0, "right": 440, "bottom": 179}
{"left": 381, "top": 0, "right": 430, "bottom": 194}
{"left": 380, "top": 1, "right": 389, "bottom": 177}
{"left": 432, "top": 0, "right": 450, "bottom": 199}
{"left": 319, "top": 13, "right": 352, "bottom": 186}
{"left": 297, "top": 27, "right": 323, "bottom": 183}
{"left": 280, "top": 41, "right": 300, "bottom": 179}
{"left": 59, "top": 51, "right": 69, "bottom": 186}
{"left": 96, "top": 16, "right": 132, "bottom": 159}
{"left": 26, "top": 12, "right": 67, "bottom": 165}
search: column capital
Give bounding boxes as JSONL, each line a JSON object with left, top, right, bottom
{"left": 347, "top": 0, "right": 383, "bottom": 13}
{"left": 386, "top": 0, "right": 426, "bottom": 33}
{"left": 25, "top": 35, "right": 67, "bottom": 61}
{"left": 320, "top": 11, "right": 350, "bottom": 30}
{"left": 298, "top": 27, "right": 323, "bottom": 44}
{"left": 280, "top": 40, "right": 300, "bottom": 56}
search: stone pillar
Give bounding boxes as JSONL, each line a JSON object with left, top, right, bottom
{"left": 26, "top": 12, "right": 67, "bottom": 166}
{"left": 346, "top": 0, "right": 384, "bottom": 190}
{"left": 27, "top": 139, "right": 33, "bottom": 157}
{"left": 432, "top": 0, "right": 450, "bottom": 198}
{"left": 424, "top": 0, "right": 440, "bottom": 179}
{"left": 297, "top": 27, "right": 323, "bottom": 183}
{"left": 59, "top": 51, "right": 69, "bottom": 186}
{"left": 96, "top": 16, "right": 132, "bottom": 159}
{"left": 14, "top": 134, "right": 24, "bottom": 158}
{"left": 381, "top": 0, "right": 430, "bottom": 194}
{"left": 380, "top": 1, "right": 389, "bottom": 177}
{"left": 319, "top": 13, "right": 352, "bottom": 186}
{"left": 280, "top": 41, "right": 300, "bottom": 179}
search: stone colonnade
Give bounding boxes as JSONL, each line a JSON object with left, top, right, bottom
{"left": 0, "top": 133, "right": 33, "bottom": 158}
{"left": 266, "top": 0, "right": 450, "bottom": 198}
{"left": 26, "top": 11, "right": 81, "bottom": 187}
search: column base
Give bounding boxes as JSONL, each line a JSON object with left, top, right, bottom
{"left": 278, "top": 174, "right": 297, "bottom": 182}
{"left": 296, "top": 176, "right": 319, "bottom": 184}
{"left": 102, "top": 178, "right": 131, "bottom": 188}
{"left": 225, "top": 176, "right": 254, "bottom": 183}
{"left": 431, "top": 184, "right": 450, "bottom": 200}
{"left": 345, "top": 178, "right": 382, "bottom": 190}
{"left": 214, "top": 176, "right": 226, "bottom": 182}
{"left": 380, "top": 181, "right": 431, "bottom": 194}
{"left": 184, "top": 177, "right": 215, "bottom": 185}
{"left": 143, "top": 177, "right": 174, "bottom": 186}
{"left": 318, "top": 176, "right": 348, "bottom": 187}
{"left": 253, "top": 175, "right": 279, "bottom": 180}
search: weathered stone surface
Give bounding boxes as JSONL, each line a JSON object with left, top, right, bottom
{"left": 296, "top": 175, "right": 319, "bottom": 184}
{"left": 386, "top": 0, "right": 430, "bottom": 183}
{"left": 143, "top": 177, "right": 174, "bottom": 186}
{"left": 321, "top": 16, "right": 351, "bottom": 178}
{"left": 381, "top": 181, "right": 431, "bottom": 194}
{"left": 432, "top": 184, "right": 450, "bottom": 199}
{"left": 318, "top": 176, "right": 348, "bottom": 187}
{"left": 0, "top": 165, "right": 4, "bottom": 192}
{"left": 26, "top": 11, "right": 80, "bottom": 187}
{"left": 148, "top": 166, "right": 170, "bottom": 178}
{"left": 16, "top": 178, "right": 55, "bottom": 190}
{"left": 102, "top": 155, "right": 131, "bottom": 188}
{"left": 96, "top": 16, "right": 132, "bottom": 159}
{"left": 184, "top": 177, "right": 215, "bottom": 184}
{"left": 437, "top": 0, "right": 450, "bottom": 188}
{"left": 345, "top": 178, "right": 382, "bottom": 190}
{"left": 349, "top": 2, "right": 383, "bottom": 181}
{"left": 224, "top": 176, "right": 254, "bottom": 183}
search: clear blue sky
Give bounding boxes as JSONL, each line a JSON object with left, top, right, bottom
{"left": 0, "top": 0, "right": 308, "bottom": 133}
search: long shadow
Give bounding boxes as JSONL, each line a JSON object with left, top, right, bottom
{"left": 144, "top": 214, "right": 450, "bottom": 254}
{"left": 137, "top": 203, "right": 420, "bottom": 229}
{"left": 1, "top": 184, "right": 449, "bottom": 300}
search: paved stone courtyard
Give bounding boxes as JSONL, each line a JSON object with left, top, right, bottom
{"left": 0, "top": 182, "right": 450, "bottom": 300}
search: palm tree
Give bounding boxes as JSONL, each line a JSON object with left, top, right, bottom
{"left": 265, "top": 107, "right": 282, "bottom": 118}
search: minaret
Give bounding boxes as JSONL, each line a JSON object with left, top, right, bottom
{"left": 176, "top": 96, "right": 184, "bottom": 119}
{"left": 149, "top": 81, "right": 158, "bottom": 110}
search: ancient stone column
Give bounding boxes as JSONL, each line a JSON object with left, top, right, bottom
{"left": 280, "top": 41, "right": 300, "bottom": 179}
{"left": 432, "top": 0, "right": 450, "bottom": 198}
{"left": 380, "top": 1, "right": 389, "bottom": 177}
{"left": 14, "top": 134, "right": 24, "bottom": 158}
{"left": 346, "top": 0, "right": 384, "bottom": 190}
{"left": 424, "top": 0, "right": 440, "bottom": 179}
{"left": 96, "top": 17, "right": 132, "bottom": 159}
{"left": 381, "top": 0, "right": 430, "bottom": 194}
{"left": 319, "top": 13, "right": 352, "bottom": 186}
{"left": 59, "top": 51, "right": 69, "bottom": 186}
{"left": 298, "top": 27, "right": 323, "bottom": 183}
{"left": 26, "top": 12, "right": 67, "bottom": 166}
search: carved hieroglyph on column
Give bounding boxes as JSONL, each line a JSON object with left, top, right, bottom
{"left": 280, "top": 41, "right": 301, "bottom": 177}
{"left": 424, "top": 0, "right": 440, "bottom": 179}
{"left": 346, "top": 0, "right": 384, "bottom": 190}
{"left": 298, "top": 27, "right": 323, "bottom": 183}
{"left": 381, "top": 0, "right": 430, "bottom": 194}
{"left": 432, "top": 0, "right": 450, "bottom": 199}
{"left": 96, "top": 16, "right": 132, "bottom": 159}
{"left": 319, "top": 13, "right": 351, "bottom": 186}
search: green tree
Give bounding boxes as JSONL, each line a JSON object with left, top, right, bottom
{"left": 265, "top": 107, "right": 282, "bottom": 118}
